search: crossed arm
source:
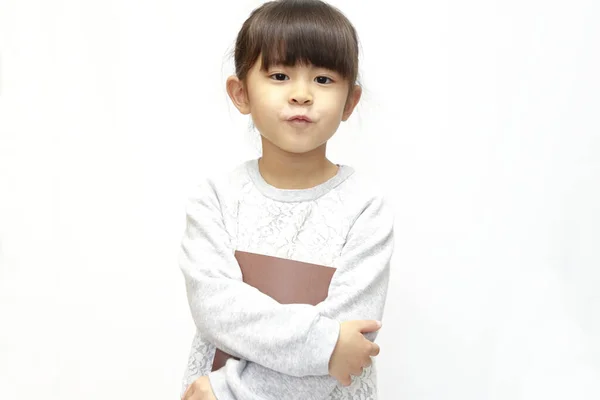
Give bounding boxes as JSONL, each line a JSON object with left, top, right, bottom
{"left": 179, "top": 179, "right": 395, "bottom": 400}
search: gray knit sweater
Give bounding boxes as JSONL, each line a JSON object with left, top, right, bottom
{"left": 179, "top": 158, "right": 395, "bottom": 400}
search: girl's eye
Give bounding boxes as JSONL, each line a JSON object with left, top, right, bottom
{"left": 270, "top": 73, "right": 289, "bottom": 81}
{"left": 269, "top": 74, "right": 334, "bottom": 84}
{"left": 316, "top": 76, "right": 333, "bottom": 84}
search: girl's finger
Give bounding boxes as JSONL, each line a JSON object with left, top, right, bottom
{"left": 182, "top": 384, "right": 194, "bottom": 400}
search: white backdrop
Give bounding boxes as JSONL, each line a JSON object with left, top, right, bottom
{"left": 1, "top": 0, "right": 599, "bottom": 399}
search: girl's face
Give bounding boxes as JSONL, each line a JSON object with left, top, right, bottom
{"left": 228, "top": 54, "right": 361, "bottom": 155}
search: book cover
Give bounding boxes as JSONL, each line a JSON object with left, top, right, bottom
{"left": 211, "top": 250, "right": 336, "bottom": 371}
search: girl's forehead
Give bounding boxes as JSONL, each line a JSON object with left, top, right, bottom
{"left": 254, "top": 54, "right": 329, "bottom": 71}
{"left": 255, "top": 53, "right": 314, "bottom": 67}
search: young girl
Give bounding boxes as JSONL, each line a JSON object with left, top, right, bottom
{"left": 179, "top": 1, "right": 395, "bottom": 399}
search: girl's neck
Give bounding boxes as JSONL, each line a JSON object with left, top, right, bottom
{"left": 257, "top": 140, "right": 338, "bottom": 190}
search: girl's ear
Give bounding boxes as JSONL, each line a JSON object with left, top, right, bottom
{"left": 341, "top": 84, "right": 362, "bottom": 121}
{"left": 226, "top": 75, "right": 251, "bottom": 115}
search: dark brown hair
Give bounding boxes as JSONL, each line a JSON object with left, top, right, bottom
{"left": 232, "top": 0, "right": 360, "bottom": 90}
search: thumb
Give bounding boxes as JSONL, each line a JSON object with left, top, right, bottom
{"left": 356, "top": 320, "right": 382, "bottom": 333}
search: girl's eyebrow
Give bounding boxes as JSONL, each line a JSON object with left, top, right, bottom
{"left": 272, "top": 64, "right": 336, "bottom": 72}
{"left": 264, "top": 63, "right": 340, "bottom": 77}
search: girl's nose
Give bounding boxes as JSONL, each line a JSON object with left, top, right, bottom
{"left": 289, "top": 84, "right": 313, "bottom": 105}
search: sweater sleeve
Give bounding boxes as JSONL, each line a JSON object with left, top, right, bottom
{"left": 206, "top": 192, "right": 395, "bottom": 400}
{"left": 178, "top": 178, "right": 340, "bottom": 378}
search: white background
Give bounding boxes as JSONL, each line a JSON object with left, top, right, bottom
{"left": 1, "top": 0, "right": 599, "bottom": 399}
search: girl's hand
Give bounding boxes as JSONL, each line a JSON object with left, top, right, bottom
{"left": 182, "top": 376, "right": 217, "bottom": 400}
{"left": 328, "top": 320, "right": 381, "bottom": 386}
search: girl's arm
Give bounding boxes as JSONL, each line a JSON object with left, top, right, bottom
{"left": 179, "top": 179, "right": 340, "bottom": 378}
{"left": 205, "top": 193, "right": 395, "bottom": 400}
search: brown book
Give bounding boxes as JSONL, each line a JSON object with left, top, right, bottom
{"left": 211, "top": 250, "right": 336, "bottom": 371}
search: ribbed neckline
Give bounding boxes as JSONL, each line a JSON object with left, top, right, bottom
{"left": 246, "top": 157, "right": 354, "bottom": 202}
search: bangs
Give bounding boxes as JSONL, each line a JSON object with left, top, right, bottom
{"left": 244, "top": 1, "right": 358, "bottom": 82}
